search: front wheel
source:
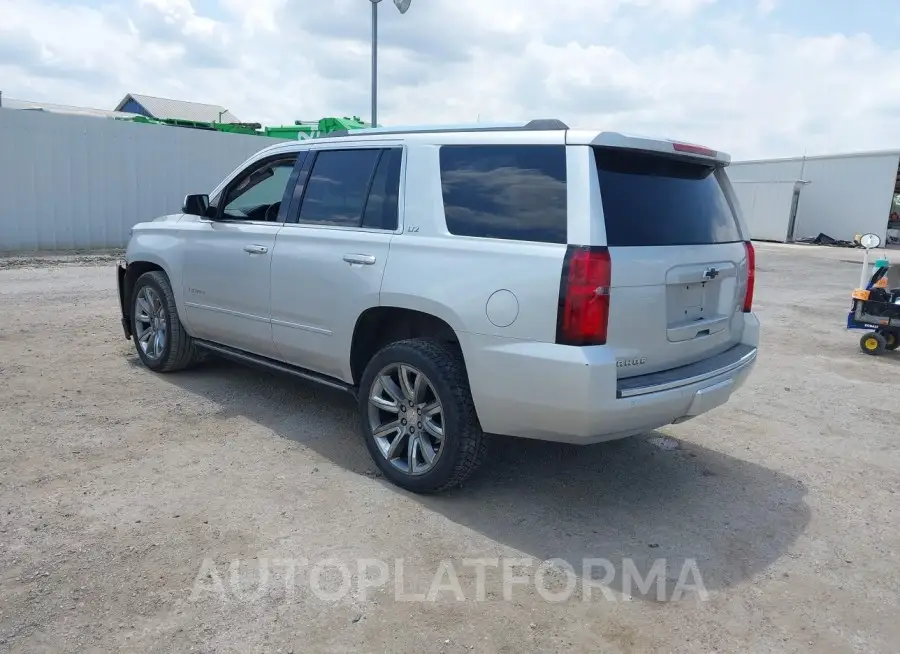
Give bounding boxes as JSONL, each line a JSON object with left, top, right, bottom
{"left": 131, "top": 271, "right": 198, "bottom": 372}
{"left": 860, "top": 331, "right": 887, "bottom": 356}
{"left": 358, "top": 338, "right": 490, "bottom": 493}
{"left": 883, "top": 331, "right": 899, "bottom": 351}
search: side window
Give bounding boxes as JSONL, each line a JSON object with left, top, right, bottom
{"left": 438, "top": 145, "right": 567, "bottom": 244}
{"left": 361, "top": 148, "right": 402, "bottom": 230}
{"left": 297, "top": 149, "right": 382, "bottom": 227}
{"left": 219, "top": 156, "right": 298, "bottom": 222}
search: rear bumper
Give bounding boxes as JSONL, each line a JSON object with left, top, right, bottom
{"left": 463, "top": 314, "right": 759, "bottom": 444}
{"left": 615, "top": 344, "right": 756, "bottom": 399}
{"left": 116, "top": 261, "right": 132, "bottom": 340}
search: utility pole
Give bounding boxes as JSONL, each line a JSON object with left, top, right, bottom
{"left": 369, "top": 0, "right": 412, "bottom": 127}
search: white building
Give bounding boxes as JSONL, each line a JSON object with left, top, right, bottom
{"left": 728, "top": 150, "right": 900, "bottom": 245}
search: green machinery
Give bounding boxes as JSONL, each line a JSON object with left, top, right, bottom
{"left": 115, "top": 115, "right": 369, "bottom": 139}
{"left": 264, "top": 116, "right": 369, "bottom": 139}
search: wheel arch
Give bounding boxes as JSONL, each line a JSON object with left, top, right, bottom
{"left": 349, "top": 304, "right": 469, "bottom": 387}
{"left": 122, "top": 260, "right": 168, "bottom": 324}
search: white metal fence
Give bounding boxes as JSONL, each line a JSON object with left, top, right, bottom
{"left": 0, "top": 108, "right": 287, "bottom": 252}
{"left": 728, "top": 151, "right": 900, "bottom": 244}
{"left": 730, "top": 179, "right": 804, "bottom": 242}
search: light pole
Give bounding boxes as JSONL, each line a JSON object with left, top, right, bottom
{"left": 370, "top": 0, "right": 411, "bottom": 127}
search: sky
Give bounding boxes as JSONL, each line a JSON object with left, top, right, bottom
{"left": 1, "top": 0, "right": 899, "bottom": 159}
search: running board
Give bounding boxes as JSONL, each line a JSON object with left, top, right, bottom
{"left": 193, "top": 340, "right": 355, "bottom": 395}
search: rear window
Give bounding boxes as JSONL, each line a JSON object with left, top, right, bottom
{"left": 594, "top": 147, "right": 742, "bottom": 247}
{"left": 439, "top": 145, "right": 567, "bottom": 244}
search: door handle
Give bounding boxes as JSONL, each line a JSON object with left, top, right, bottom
{"left": 243, "top": 244, "right": 269, "bottom": 255}
{"left": 343, "top": 253, "right": 376, "bottom": 265}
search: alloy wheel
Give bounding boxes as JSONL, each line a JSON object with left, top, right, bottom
{"left": 367, "top": 363, "right": 445, "bottom": 475}
{"left": 134, "top": 286, "right": 167, "bottom": 360}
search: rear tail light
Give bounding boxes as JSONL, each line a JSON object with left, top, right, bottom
{"left": 556, "top": 246, "right": 611, "bottom": 346}
{"left": 743, "top": 241, "right": 755, "bottom": 312}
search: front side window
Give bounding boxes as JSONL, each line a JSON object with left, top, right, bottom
{"left": 220, "top": 157, "right": 297, "bottom": 222}
{"left": 297, "top": 149, "right": 383, "bottom": 227}
{"left": 439, "top": 145, "right": 568, "bottom": 244}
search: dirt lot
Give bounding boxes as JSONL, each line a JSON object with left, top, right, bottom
{"left": 1, "top": 244, "right": 898, "bottom": 653}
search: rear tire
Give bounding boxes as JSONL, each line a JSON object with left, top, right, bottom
{"left": 131, "top": 271, "right": 199, "bottom": 372}
{"left": 860, "top": 331, "right": 886, "bottom": 356}
{"left": 358, "top": 338, "right": 489, "bottom": 493}
{"left": 883, "top": 331, "right": 899, "bottom": 351}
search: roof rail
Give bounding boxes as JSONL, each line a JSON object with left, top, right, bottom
{"left": 328, "top": 118, "right": 569, "bottom": 138}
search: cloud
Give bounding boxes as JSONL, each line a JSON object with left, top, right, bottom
{"left": 0, "top": 0, "right": 896, "bottom": 159}
{"left": 132, "top": 0, "right": 234, "bottom": 69}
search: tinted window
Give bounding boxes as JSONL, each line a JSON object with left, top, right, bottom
{"left": 221, "top": 157, "right": 297, "bottom": 221}
{"left": 362, "top": 148, "right": 402, "bottom": 230}
{"left": 439, "top": 145, "right": 567, "bottom": 243}
{"left": 298, "top": 149, "right": 381, "bottom": 227}
{"left": 594, "top": 148, "right": 742, "bottom": 247}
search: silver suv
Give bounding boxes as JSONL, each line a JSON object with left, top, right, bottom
{"left": 116, "top": 119, "right": 759, "bottom": 493}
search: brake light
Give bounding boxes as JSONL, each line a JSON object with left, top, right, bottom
{"left": 743, "top": 241, "right": 755, "bottom": 312}
{"left": 673, "top": 142, "right": 718, "bottom": 158}
{"left": 557, "top": 246, "right": 611, "bottom": 346}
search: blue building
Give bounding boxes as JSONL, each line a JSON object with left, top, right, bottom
{"left": 113, "top": 93, "right": 240, "bottom": 124}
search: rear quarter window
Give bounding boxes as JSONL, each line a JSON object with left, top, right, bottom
{"left": 439, "top": 145, "right": 567, "bottom": 244}
{"left": 594, "top": 147, "right": 742, "bottom": 247}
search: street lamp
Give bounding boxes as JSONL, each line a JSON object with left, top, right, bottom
{"left": 370, "top": 0, "right": 411, "bottom": 127}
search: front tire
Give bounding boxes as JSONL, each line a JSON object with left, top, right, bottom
{"left": 883, "top": 331, "right": 899, "bottom": 351}
{"left": 131, "top": 271, "right": 198, "bottom": 372}
{"left": 358, "top": 338, "right": 489, "bottom": 493}
{"left": 860, "top": 331, "right": 887, "bottom": 356}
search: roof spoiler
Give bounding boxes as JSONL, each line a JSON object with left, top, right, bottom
{"left": 588, "top": 132, "right": 731, "bottom": 164}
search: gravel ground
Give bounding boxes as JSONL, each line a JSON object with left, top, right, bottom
{"left": 1, "top": 243, "right": 898, "bottom": 653}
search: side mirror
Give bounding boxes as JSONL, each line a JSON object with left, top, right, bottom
{"left": 183, "top": 194, "right": 210, "bottom": 217}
